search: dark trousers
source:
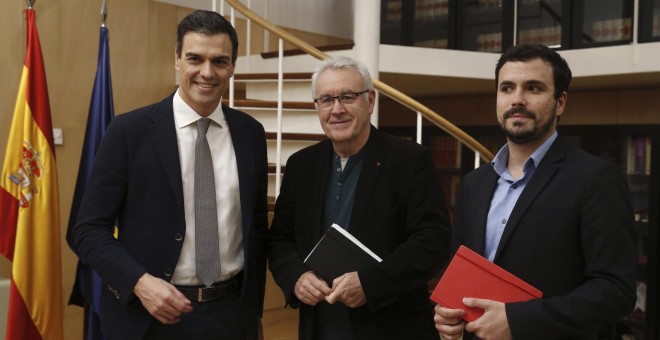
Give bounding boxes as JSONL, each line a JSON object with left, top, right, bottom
{"left": 144, "top": 292, "right": 245, "bottom": 340}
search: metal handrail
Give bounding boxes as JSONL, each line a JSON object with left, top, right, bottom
{"left": 224, "top": 0, "right": 494, "bottom": 163}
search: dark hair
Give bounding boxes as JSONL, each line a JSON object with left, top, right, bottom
{"left": 495, "top": 44, "right": 572, "bottom": 99}
{"left": 176, "top": 10, "right": 239, "bottom": 64}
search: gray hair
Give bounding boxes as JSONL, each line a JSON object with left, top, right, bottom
{"left": 311, "top": 56, "right": 373, "bottom": 99}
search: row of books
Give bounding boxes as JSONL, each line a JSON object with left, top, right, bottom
{"left": 415, "top": 0, "right": 450, "bottom": 20}
{"left": 401, "top": 27, "right": 561, "bottom": 50}
{"left": 413, "top": 38, "right": 448, "bottom": 49}
{"left": 385, "top": 1, "right": 402, "bottom": 23}
{"left": 429, "top": 135, "right": 462, "bottom": 169}
{"left": 385, "top": 0, "right": 450, "bottom": 23}
{"left": 653, "top": 14, "right": 660, "bottom": 38}
{"left": 476, "top": 32, "right": 502, "bottom": 53}
{"left": 591, "top": 18, "right": 632, "bottom": 43}
{"left": 623, "top": 136, "right": 652, "bottom": 176}
{"left": 518, "top": 26, "right": 561, "bottom": 46}
{"left": 475, "top": 0, "right": 503, "bottom": 7}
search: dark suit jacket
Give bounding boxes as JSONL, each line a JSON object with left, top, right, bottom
{"left": 453, "top": 136, "right": 637, "bottom": 339}
{"left": 72, "top": 94, "right": 269, "bottom": 340}
{"left": 268, "top": 127, "right": 451, "bottom": 340}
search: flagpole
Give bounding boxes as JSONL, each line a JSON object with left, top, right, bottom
{"left": 101, "top": 0, "right": 107, "bottom": 27}
{"left": 65, "top": 2, "right": 115, "bottom": 339}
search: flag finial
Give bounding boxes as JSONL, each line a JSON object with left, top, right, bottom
{"left": 101, "top": 0, "right": 108, "bottom": 27}
{"left": 26, "top": 0, "right": 36, "bottom": 9}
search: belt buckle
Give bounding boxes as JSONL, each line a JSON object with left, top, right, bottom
{"left": 197, "top": 287, "right": 205, "bottom": 302}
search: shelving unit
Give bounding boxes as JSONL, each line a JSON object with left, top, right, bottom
{"left": 516, "top": 0, "right": 567, "bottom": 48}
{"left": 381, "top": 0, "right": 646, "bottom": 52}
{"left": 639, "top": 0, "right": 660, "bottom": 42}
{"left": 572, "top": 0, "right": 633, "bottom": 48}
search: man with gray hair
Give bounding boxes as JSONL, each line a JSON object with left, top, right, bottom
{"left": 268, "top": 56, "right": 451, "bottom": 339}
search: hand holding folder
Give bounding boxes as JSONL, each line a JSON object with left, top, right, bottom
{"left": 430, "top": 245, "right": 543, "bottom": 322}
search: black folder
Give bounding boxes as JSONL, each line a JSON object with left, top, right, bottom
{"left": 303, "top": 224, "right": 382, "bottom": 283}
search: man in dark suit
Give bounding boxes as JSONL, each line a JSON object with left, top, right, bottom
{"left": 268, "top": 56, "right": 451, "bottom": 339}
{"left": 434, "top": 44, "right": 637, "bottom": 339}
{"left": 71, "top": 10, "right": 268, "bottom": 340}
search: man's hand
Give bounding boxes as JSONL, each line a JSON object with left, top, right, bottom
{"left": 434, "top": 304, "right": 466, "bottom": 340}
{"left": 433, "top": 305, "right": 465, "bottom": 340}
{"left": 325, "top": 272, "right": 366, "bottom": 308}
{"left": 294, "top": 271, "right": 332, "bottom": 306}
{"left": 133, "top": 273, "right": 192, "bottom": 324}
{"left": 463, "top": 298, "right": 511, "bottom": 340}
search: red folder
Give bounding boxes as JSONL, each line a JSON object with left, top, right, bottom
{"left": 430, "top": 245, "right": 543, "bottom": 322}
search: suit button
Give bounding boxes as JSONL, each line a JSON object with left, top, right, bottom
{"left": 164, "top": 269, "right": 172, "bottom": 277}
{"left": 174, "top": 233, "right": 183, "bottom": 241}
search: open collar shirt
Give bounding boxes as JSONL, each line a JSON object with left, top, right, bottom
{"left": 484, "top": 131, "right": 557, "bottom": 261}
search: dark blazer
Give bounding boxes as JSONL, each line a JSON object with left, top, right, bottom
{"left": 453, "top": 136, "right": 637, "bottom": 339}
{"left": 268, "top": 127, "right": 451, "bottom": 340}
{"left": 72, "top": 94, "right": 269, "bottom": 340}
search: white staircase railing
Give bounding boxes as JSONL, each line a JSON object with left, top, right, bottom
{"left": 220, "top": 0, "right": 494, "bottom": 198}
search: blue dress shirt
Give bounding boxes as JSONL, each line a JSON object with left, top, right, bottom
{"left": 484, "top": 131, "right": 557, "bottom": 261}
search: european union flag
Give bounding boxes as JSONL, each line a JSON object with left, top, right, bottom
{"left": 66, "top": 25, "right": 114, "bottom": 340}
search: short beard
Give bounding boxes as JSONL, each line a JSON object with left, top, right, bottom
{"left": 500, "top": 104, "right": 556, "bottom": 145}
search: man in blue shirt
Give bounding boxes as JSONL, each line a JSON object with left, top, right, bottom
{"left": 434, "top": 44, "right": 636, "bottom": 339}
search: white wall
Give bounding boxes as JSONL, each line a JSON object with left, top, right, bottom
{"left": 154, "top": 0, "right": 354, "bottom": 39}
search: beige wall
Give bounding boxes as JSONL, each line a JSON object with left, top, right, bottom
{"left": 0, "top": 1, "right": 193, "bottom": 339}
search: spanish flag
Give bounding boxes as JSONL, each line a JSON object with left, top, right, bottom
{"left": 0, "top": 7, "right": 64, "bottom": 340}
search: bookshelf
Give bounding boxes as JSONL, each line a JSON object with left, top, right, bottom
{"left": 381, "top": 0, "right": 451, "bottom": 48}
{"left": 572, "top": 0, "right": 634, "bottom": 48}
{"left": 516, "top": 0, "right": 567, "bottom": 48}
{"left": 381, "top": 128, "right": 472, "bottom": 222}
{"left": 381, "top": 0, "right": 648, "bottom": 52}
{"left": 639, "top": 0, "right": 660, "bottom": 43}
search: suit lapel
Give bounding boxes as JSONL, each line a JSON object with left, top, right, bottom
{"left": 148, "top": 94, "right": 184, "bottom": 207}
{"left": 310, "top": 141, "right": 333, "bottom": 242}
{"left": 348, "top": 127, "right": 383, "bottom": 236}
{"left": 493, "top": 138, "right": 568, "bottom": 261}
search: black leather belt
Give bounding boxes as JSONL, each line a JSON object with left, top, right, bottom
{"left": 175, "top": 272, "right": 242, "bottom": 303}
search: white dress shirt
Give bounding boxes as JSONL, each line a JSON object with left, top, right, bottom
{"left": 171, "top": 89, "right": 244, "bottom": 285}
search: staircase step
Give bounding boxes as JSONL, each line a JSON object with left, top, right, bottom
{"left": 224, "top": 99, "right": 315, "bottom": 110}
{"left": 268, "top": 196, "right": 276, "bottom": 211}
{"left": 260, "top": 42, "right": 354, "bottom": 59}
{"left": 233, "top": 72, "right": 312, "bottom": 81}
{"left": 268, "top": 163, "right": 286, "bottom": 173}
{"left": 265, "top": 132, "right": 326, "bottom": 141}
